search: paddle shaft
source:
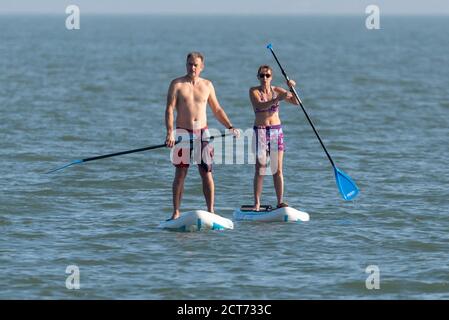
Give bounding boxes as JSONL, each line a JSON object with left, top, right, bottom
{"left": 46, "top": 132, "right": 231, "bottom": 174}
{"left": 81, "top": 132, "right": 230, "bottom": 163}
{"left": 268, "top": 46, "right": 336, "bottom": 169}
{"left": 81, "top": 143, "right": 166, "bottom": 163}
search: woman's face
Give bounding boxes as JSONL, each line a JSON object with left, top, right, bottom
{"left": 258, "top": 68, "right": 272, "bottom": 84}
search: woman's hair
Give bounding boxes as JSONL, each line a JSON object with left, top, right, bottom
{"left": 187, "top": 52, "right": 204, "bottom": 62}
{"left": 257, "top": 65, "right": 273, "bottom": 76}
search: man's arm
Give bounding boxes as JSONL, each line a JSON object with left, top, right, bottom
{"left": 207, "top": 81, "right": 234, "bottom": 129}
{"left": 208, "top": 82, "right": 240, "bottom": 137}
{"left": 165, "top": 81, "right": 177, "bottom": 147}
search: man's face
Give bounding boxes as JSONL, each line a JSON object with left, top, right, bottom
{"left": 186, "top": 57, "right": 204, "bottom": 78}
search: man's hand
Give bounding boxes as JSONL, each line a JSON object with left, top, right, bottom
{"left": 165, "top": 132, "right": 176, "bottom": 148}
{"left": 228, "top": 127, "right": 241, "bottom": 139}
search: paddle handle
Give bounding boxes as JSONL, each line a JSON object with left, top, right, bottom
{"left": 267, "top": 44, "right": 336, "bottom": 168}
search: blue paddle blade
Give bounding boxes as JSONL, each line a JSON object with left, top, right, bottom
{"left": 334, "top": 167, "right": 359, "bottom": 201}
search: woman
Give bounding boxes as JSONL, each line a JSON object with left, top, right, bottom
{"left": 249, "top": 65, "right": 299, "bottom": 211}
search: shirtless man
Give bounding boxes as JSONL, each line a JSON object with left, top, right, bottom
{"left": 165, "top": 52, "right": 240, "bottom": 220}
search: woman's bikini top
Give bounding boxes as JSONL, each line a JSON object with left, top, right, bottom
{"left": 254, "top": 87, "right": 279, "bottom": 113}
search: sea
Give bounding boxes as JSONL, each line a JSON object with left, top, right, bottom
{"left": 0, "top": 15, "right": 448, "bottom": 299}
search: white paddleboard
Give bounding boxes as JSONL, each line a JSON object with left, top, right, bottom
{"left": 233, "top": 205, "right": 310, "bottom": 222}
{"left": 158, "top": 210, "right": 234, "bottom": 232}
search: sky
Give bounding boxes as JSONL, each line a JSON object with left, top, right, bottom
{"left": 1, "top": 0, "right": 448, "bottom": 15}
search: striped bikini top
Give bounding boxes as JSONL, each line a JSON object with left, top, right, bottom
{"left": 254, "top": 87, "right": 279, "bottom": 113}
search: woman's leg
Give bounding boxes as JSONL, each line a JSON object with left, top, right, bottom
{"left": 272, "top": 151, "right": 284, "bottom": 207}
{"left": 253, "top": 156, "right": 267, "bottom": 211}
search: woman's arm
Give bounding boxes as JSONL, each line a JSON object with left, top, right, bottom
{"left": 249, "top": 87, "right": 287, "bottom": 111}
{"left": 274, "top": 86, "right": 299, "bottom": 105}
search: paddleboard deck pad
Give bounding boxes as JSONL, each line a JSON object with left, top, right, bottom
{"left": 158, "top": 210, "right": 234, "bottom": 232}
{"left": 233, "top": 205, "right": 310, "bottom": 222}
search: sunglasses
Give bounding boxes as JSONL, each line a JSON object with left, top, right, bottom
{"left": 258, "top": 73, "right": 271, "bottom": 78}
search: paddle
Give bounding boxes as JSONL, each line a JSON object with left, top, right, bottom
{"left": 46, "top": 132, "right": 230, "bottom": 174}
{"left": 267, "top": 44, "right": 359, "bottom": 201}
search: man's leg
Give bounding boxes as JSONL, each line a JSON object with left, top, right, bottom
{"left": 198, "top": 166, "right": 214, "bottom": 213}
{"left": 172, "top": 166, "right": 189, "bottom": 219}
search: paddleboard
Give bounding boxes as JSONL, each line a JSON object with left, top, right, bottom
{"left": 233, "top": 205, "right": 310, "bottom": 222}
{"left": 158, "top": 210, "right": 234, "bottom": 232}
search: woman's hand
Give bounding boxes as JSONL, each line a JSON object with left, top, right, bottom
{"left": 287, "top": 79, "right": 296, "bottom": 88}
{"left": 277, "top": 91, "right": 289, "bottom": 101}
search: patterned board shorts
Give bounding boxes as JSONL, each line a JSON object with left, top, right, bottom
{"left": 171, "top": 127, "right": 214, "bottom": 172}
{"left": 253, "top": 124, "right": 285, "bottom": 157}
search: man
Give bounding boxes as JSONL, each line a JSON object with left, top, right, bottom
{"left": 165, "top": 52, "right": 240, "bottom": 220}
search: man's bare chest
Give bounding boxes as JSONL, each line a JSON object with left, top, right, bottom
{"left": 177, "top": 86, "right": 209, "bottom": 105}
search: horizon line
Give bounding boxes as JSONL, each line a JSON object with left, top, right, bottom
{"left": 1, "top": 12, "right": 449, "bottom": 16}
